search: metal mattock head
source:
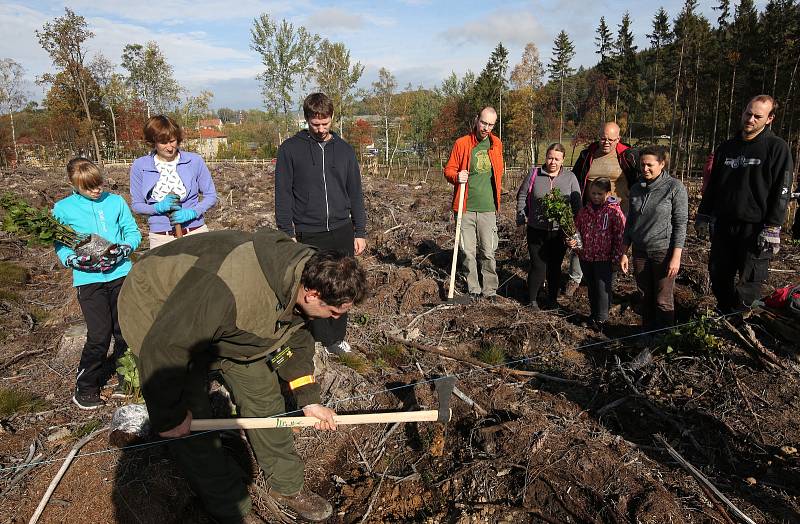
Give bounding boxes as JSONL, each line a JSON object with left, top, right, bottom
{"left": 434, "top": 376, "right": 456, "bottom": 422}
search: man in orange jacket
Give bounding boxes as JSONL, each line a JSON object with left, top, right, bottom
{"left": 443, "top": 107, "right": 504, "bottom": 299}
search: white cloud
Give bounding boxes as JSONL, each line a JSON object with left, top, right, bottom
{"left": 56, "top": 0, "right": 305, "bottom": 24}
{"left": 306, "top": 8, "right": 365, "bottom": 31}
{"left": 440, "top": 10, "right": 543, "bottom": 48}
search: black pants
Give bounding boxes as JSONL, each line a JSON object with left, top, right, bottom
{"left": 296, "top": 225, "right": 354, "bottom": 346}
{"left": 76, "top": 277, "right": 126, "bottom": 394}
{"left": 709, "top": 221, "right": 772, "bottom": 312}
{"left": 633, "top": 250, "right": 675, "bottom": 329}
{"left": 526, "top": 228, "right": 567, "bottom": 304}
{"left": 580, "top": 260, "right": 613, "bottom": 322}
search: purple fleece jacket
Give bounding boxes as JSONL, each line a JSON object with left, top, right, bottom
{"left": 129, "top": 151, "right": 217, "bottom": 233}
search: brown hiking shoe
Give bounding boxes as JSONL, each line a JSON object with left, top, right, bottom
{"left": 564, "top": 280, "right": 580, "bottom": 297}
{"left": 269, "top": 488, "right": 332, "bottom": 521}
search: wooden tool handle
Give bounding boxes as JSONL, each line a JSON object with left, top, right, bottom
{"left": 190, "top": 409, "right": 449, "bottom": 431}
{"left": 174, "top": 224, "right": 184, "bottom": 238}
{"left": 447, "top": 183, "right": 467, "bottom": 300}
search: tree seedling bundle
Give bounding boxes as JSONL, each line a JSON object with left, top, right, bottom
{"left": 0, "top": 194, "right": 114, "bottom": 261}
{"left": 539, "top": 188, "right": 582, "bottom": 248}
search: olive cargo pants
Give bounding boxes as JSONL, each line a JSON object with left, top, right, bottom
{"left": 167, "top": 355, "right": 305, "bottom": 523}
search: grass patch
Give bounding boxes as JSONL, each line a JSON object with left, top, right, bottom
{"left": 0, "top": 261, "right": 29, "bottom": 287}
{"left": 475, "top": 344, "right": 506, "bottom": 366}
{"left": 0, "top": 387, "right": 48, "bottom": 418}
{"left": 28, "top": 307, "right": 49, "bottom": 324}
{"left": 0, "top": 289, "right": 20, "bottom": 302}
{"left": 377, "top": 343, "right": 407, "bottom": 366}
{"left": 73, "top": 419, "right": 102, "bottom": 438}
{"left": 337, "top": 353, "right": 370, "bottom": 373}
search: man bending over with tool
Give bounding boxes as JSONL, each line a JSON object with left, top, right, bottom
{"left": 118, "top": 228, "right": 368, "bottom": 523}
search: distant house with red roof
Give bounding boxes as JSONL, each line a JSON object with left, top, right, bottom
{"left": 186, "top": 119, "right": 228, "bottom": 159}
{"left": 198, "top": 118, "right": 223, "bottom": 131}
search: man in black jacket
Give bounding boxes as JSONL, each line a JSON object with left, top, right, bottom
{"left": 565, "top": 122, "right": 638, "bottom": 296}
{"left": 696, "top": 95, "right": 794, "bottom": 312}
{"left": 275, "top": 93, "right": 367, "bottom": 355}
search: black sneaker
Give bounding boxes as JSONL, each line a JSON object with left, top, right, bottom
{"left": 72, "top": 391, "right": 104, "bottom": 410}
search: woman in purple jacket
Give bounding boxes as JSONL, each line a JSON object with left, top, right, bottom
{"left": 130, "top": 115, "right": 217, "bottom": 248}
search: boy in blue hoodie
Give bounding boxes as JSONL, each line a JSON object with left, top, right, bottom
{"left": 53, "top": 158, "right": 142, "bottom": 410}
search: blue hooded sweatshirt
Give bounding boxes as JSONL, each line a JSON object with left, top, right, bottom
{"left": 52, "top": 192, "right": 142, "bottom": 287}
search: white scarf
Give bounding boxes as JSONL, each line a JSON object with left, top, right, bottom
{"left": 151, "top": 153, "right": 188, "bottom": 201}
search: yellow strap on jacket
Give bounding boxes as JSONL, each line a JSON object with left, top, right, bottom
{"left": 288, "top": 375, "right": 315, "bottom": 390}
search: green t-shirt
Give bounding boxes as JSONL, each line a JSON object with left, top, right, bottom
{"left": 466, "top": 137, "right": 495, "bottom": 212}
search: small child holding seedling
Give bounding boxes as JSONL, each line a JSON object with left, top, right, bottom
{"left": 53, "top": 158, "right": 142, "bottom": 410}
{"left": 570, "top": 177, "right": 626, "bottom": 332}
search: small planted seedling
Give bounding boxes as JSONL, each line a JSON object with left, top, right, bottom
{"left": 116, "top": 349, "right": 143, "bottom": 402}
{"left": 0, "top": 194, "right": 114, "bottom": 261}
{"left": 660, "top": 311, "right": 722, "bottom": 355}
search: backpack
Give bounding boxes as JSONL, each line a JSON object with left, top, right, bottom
{"left": 765, "top": 283, "right": 800, "bottom": 318}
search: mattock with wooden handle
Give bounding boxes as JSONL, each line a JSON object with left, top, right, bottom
{"left": 190, "top": 376, "right": 456, "bottom": 431}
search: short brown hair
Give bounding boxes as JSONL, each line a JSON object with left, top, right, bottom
{"left": 301, "top": 250, "right": 367, "bottom": 307}
{"left": 748, "top": 94, "right": 777, "bottom": 117}
{"left": 143, "top": 115, "right": 183, "bottom": 148}
{"left": 66, "top": 157, "right": 103, "bottom": 191}
{"left": 589, "top": 177, "right": 612, "bottom": 193}
{"left": 546, "top": 143, "right": 566, "bottom": 156}
{"left": 639, "top": 145, "right": 670, "bottom": 170}
{"left": 303, "top": 93, "right": 334, "bottom": 120}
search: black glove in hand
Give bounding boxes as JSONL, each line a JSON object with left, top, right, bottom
{"left": 694, "top": 216, "right": 711, "bottom": 240}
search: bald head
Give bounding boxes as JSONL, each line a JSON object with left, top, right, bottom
{"left": 599, "top": 122, "right": 620, "bottom": 154}
{"left": 475, "top": 107, "right": 497, "bottom": 141}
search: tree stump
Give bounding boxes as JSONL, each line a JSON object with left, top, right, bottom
{"left": 55, "top": 323, "right": 86, "bottom": 368}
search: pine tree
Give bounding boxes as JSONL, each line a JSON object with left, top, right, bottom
{"left": 548, "top": 30, "right": 576, "bottom": 143}
{"left": 647, "top": 7, "right": 671, "bottom": 140}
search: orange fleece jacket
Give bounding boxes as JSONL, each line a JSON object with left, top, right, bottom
{"left": 443, "top": 132, "right": 504, "bottom": 212}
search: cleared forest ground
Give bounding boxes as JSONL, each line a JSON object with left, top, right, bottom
{"left": 0, "top": 164, "right": 799, "bottom": 523}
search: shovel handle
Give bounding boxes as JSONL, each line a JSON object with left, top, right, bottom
{"left": 447, "top": 183, "right": 467, "bottom": 300}
{"left": 174, "top": 224, "right": 184, "bottom": 238}
{"left": 190, "top": 409, "right": 449, "bottom": 431}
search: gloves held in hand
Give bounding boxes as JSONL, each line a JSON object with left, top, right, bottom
{"left": 758, "top": 226, "right": 781, "bottom": 255}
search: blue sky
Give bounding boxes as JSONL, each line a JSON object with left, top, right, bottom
{"left": 1, "top": 1, "right": 769, "bottom": 110}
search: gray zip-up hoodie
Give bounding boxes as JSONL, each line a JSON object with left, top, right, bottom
{"left": 515, "top": 167, "right": 581, "bottom": 230}
{"left": 623, "top": 172, "right": 688, "bottom": 254}
{"left": 275, "top": 130, "right": 367, "bottom": 238}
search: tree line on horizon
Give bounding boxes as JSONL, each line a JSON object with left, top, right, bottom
{"left": 0, "top": 0, "right": 798, "bottom": 178}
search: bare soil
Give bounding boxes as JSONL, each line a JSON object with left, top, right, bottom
{"left": 1, "top": 164, "right": 799, "bottom": 523}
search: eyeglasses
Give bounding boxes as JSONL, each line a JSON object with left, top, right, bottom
{"left": 599, "top": 137, "right": 618, "bottom": 143}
